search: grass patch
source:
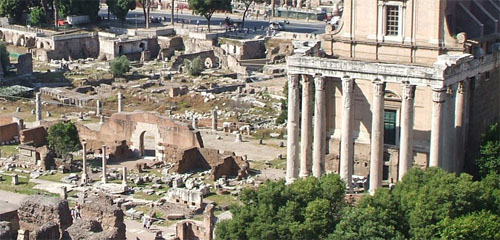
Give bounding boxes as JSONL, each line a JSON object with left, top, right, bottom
{"left": 38, "top": 172, "right": 70, "bottom": 182}
{"left": 0, "top": 144, "right": 19, "bottom": 157}
{"left": 269, "top": 158, "right": 286, "bottom": 169}
{"left": 0, "top": 174, "right": 57, "bottom": 197}
{"left": 133, "top": 191, "right": 164, "bottom": 201}
{"left": 205, "top": 193, "right": 239, "bottom": 206}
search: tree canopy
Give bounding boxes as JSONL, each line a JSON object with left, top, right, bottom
{"left": 188, "top": 0, "right": 231, "bottom": 32}
{"left": 0, "top": 41, "right": 10, "bottom": 73}
{"left": 216, "top": 174, "right": 346, "bottom": 240}
{"left": 216, "top": 168, "right": 500, "bottom": 240}
{"left": 47, "top": 121, "right": 81, "bottom": 157}
{"left": 107, "top": 0, "right": 136, "bottom": 23}
{"left": 56, "top": 0, "right": 100, "bottom": 21}
{"left": 476, "top": 122, "right": 500, "bottom": 178}
{"left": 110, "top": 55, "right": 131, "bottom": 77}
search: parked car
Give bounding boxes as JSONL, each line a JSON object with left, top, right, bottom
{"left": 269, "top": 21, "right": 286, "bottom": 31}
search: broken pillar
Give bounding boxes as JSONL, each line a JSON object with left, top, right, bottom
{"left": 81, "top": 141, "right": 88, "bottom": 184}
{"left": 102, "top": 145, "right": 107, "bottom": 184}
{"left": 60, "top": 186, "right": 67, "bottom": 200}
{"left": 11, "top": 174, "right": 18, "bottom": 185}
{"left": 117, "top": 93, "right": 123, "bottom": 113}
{"left": 212, "top": 109, "right": 218, "bottom": 131}
{"left": 99, "top": 115, "right": 105, "bottom": 124}
{"left": 122, "top": 167, "right": 127, "bottom": 186}
{"left": 35, "top": 93, "right": 42, "bottom": 122}
{"left": 192, "top": 118, "right": 198, "bottom": 130}
{"left": 96, "top": 100, "right": 102, "bottom": 116}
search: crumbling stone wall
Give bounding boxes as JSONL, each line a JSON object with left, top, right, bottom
{"left": 17, "top": 53, "right": 33, "bottom": 77}
{"left": 175, "top": 204, "right": 215, "bottom": 240}
{"left": 78, "top": 201, "right": 126, "bottom": 240}
{"left": 0, "top": 122, "right": 18, "bottom": 143}
{"left": 171, "top": 50, "right": 217, "bottom": 71}
{"left": 77, "top": 112, "right": 202, "bottom": 161}
{"left": 33, "top": 35, "right": 99, "bottom": 62}
{"left": 165, "top": 146, "right": 249, "bottom": 180}
{"left": 0, "top": 201, "right": 20, "bottom": 240}
{"left": 158, "top": 36, "right": 185, "bottom": 60}
{"left": 17, "top": 196, "right": 72, "bottom": 240}
{"left": 20, "top": 126, "right": 47, "bottom": 146}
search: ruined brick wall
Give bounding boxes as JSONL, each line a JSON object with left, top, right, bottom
{"left": 17, "top": 195, "right": 72, "bottom": 239}
{"left": 49, "top": 36, "right": 99, "bottom": 61}
{"left": 20, "top": 126, "right": 47, "bottom": 146}
{"left": 170, "top": 147, "right": 211, "bottom": 173}
{"left": 466, "top": 68, "right": 500, "bottom": 172}
{"left": 240, "top": 40, "right": 266, "bottom": 60}
{"left": 17, "top": 53, "right": 33, "bottom": 76}
{"left": 76, "top": 112, "right": 202, "bottom": 161}
{"left": 171, "top": 50, "right": 217, "bottom": 71}
{"left": 0, "top": 122, "right": 18, "bottom": 143}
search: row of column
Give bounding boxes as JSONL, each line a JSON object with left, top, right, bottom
{"left": 285, "top": 74, "right": 418, "bottom": 192}
{"left": 80, "top": 143, "right": 127, "bottom": 186}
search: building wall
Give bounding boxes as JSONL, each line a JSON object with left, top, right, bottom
{"left": 20, "top": 126, "right": 47, "bottom": 146}
{"left": 0, "top": 122, "right": 19, "bottom": 143}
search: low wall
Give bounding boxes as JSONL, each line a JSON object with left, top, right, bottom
{"left": 0, "top": 122, "right": 19, "bottom": 143}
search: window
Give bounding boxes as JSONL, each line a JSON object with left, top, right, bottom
{"left": 386, "top": 5, "right": 399, "bottom": 36}
{"left": 384, "top": 110, "right": 397, "bottom": 145}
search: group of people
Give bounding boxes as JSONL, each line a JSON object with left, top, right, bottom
{"left": 70, "top": 204, "right": 81, "bottom": 220}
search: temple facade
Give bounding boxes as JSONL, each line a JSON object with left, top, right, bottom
{"left": 285, "top": 0, "right": 500, "bottom": 193}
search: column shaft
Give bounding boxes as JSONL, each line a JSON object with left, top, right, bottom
{"left": 312, "top": 75, "right": 326, "bottom": 177}
{"left": 340, "top": 77, "right": 355, "bottom": 188}
{"left": 286, "top": 74, "right": 300, "bottom": 183}
{"left": 300, "top": 75, "right": 313, "bottom": 177}
{"left": 117, "top": 93, "right": 123, "bottom": 113}
{"left": 102, "top": 145, "right": 107, "bottom": 183}
{"left": 122, "top": 167, "right": 127, "bottom": 185}
{"left": 96, "top": 100, "right": 102, "bottom": 116}
{"left": 454, "top": 81, "right": 469, "bottom": 172}
{"left": 35, "top": 92, "right": 42, "bottom": 121}
{"left": 81, "top": 141, "right": 88, "bottom": 184}
{"left": 369, "top": 81, "right": 385, "bottom": 193}
{"left": 212, "top": 109, "right": 218, "bottom": 130}
{"left": 429, "top": 88, "right": 446, "bottom": 167}
{"left": 399, "top": 84, "right": 416, "bottom": 180}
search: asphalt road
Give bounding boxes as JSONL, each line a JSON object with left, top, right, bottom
{"left": 99, "top": 8, "right": 326, "bottom": 34}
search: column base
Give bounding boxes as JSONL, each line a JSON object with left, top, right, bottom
{"left": 299, "top": 172, "right": 310, "bottom": 178}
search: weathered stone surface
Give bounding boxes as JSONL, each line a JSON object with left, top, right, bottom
{"left": 79, "top": 200, "right": 125, "bottom": 240}
{"left": 17, "top": 195, "right": 72, "bottom": 235}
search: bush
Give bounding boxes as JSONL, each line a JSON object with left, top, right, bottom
{"left": 110, "top": 55, "right": 130, "bottom": 77}
{"left": 47, "top": 122, "right": 81, "bottom": 157}
{"left": 0, "top": 41, "right": 10, "bottom": 73}
{"left": 28, "top": 7, "right": 45, "bottom": 26}
{"left": 185, "top": 56, "right": 204, "bottom": 76}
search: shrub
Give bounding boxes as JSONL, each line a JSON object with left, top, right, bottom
{"left": 110, "top": 55, "right": 130, "bottom": 77}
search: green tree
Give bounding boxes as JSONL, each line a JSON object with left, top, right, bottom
{"left": 216, "top": 174, "right": 346, "bottom": 240}
{"left": 56, "top": 0, "right": 100, "bottom": 21}
{"left": 0, "top": 41, "right": 10, "bottom": 73}
{"left": 138, "top": 0, "right": 151, "bottom": 28}
{"left": 476, "top": 122, "right": 500, "bottom": 178}
{"left": 47, "top": 121, "right": 81, "bottom": 157}
{"left": 107, "top": 0, "right": 136, "bottom": 23}
{"left": 188, "top": 0, "right": 231, "bottom": 32}
{"left": 239, "top": 0, "right": 264, "bottom": 29}
{"left": 0, "top": 0, "right": 20, "bottom": 19}
{"left": 439, "top": 211, "right": 500, "bottom": 240}
{"left": 28, "top": 6, "right": 46, "bottom": 26}
{"left": 110, "top": 55, "right": 131, "bottom": 77}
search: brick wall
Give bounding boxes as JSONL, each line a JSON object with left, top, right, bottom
{"left": 0, "top": 122, "right": 19, "bottom": 143}
{"left": 20, "top": 126, "right": 47, "bottom": 146}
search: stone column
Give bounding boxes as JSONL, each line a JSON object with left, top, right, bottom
{"left": 102, "top": 145, "right": 107, "bottom": 183}
{"left": 454, "top": 80, "right": 469, "bottom": 173}
{"left": 60, "top": 186, "right": 67, "bottom": 200}
{"left": 35, "top": 92, "right": 42, "bottom": 121}
{"left": 429, "top": 88, "right": 446, "bottom": 168}
{"left": 312, "top": 75, "right": 326, "bottom": 178}
{"left": 96, "top": 100, "right": 102, "bottom": 116}
{"left": 399, "top": 84, "right": 416, "bottom": 180}
{"left": 192, "top": 118, "right": 197, "bottom": 129}
{"left": 369, "top": 81, "right": 385, "bottom": 194}
{"left": 81, "top": 141, "right": 88, "bottom": 184}
{"left": 212, "top": 109, "right": 218, "bottom": 131}
{"left": 117, "top": 92, "right": 123, "bottom": 113}
{"left": 340, "top": 77, "right": 355, "bottom": 188}
{"left": 122, "top": 166, "right": 127, "bottom": 185}
{"left": 286, "top": 74, "right": 300, "bottom": 183}
{"left": 300, "top": 75, "right": 313, "bottom": 177}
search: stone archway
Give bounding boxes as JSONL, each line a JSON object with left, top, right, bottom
{"left": 139, "top": 130, "right": 157, "bottom": 157}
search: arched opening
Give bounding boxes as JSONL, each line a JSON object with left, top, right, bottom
{"left": 118, "top": 45, "right": 123, "bottom": 56}
{"left": 139, "top": 131, "right": 156, "bottom": 158}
